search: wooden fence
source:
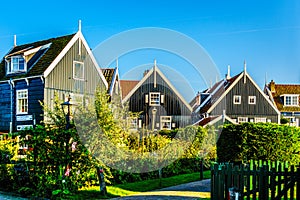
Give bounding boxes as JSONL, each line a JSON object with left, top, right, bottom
{"left": 211, "top": 161, "right": 300, "bottom": 200}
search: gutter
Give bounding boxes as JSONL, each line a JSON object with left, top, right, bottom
{"left": 8, "top": 79, "right": 14, "bottom": 133}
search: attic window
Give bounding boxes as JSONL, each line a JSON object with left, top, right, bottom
{"left": 233, "top": 95, "right": 241, "bottom": 104}
{"left": 149, "top": 92, "right": 160, "bottom": 106}
{"left": 6, "top": 56, "right": 26, "bottom": 74}
{"left": 73, "top": 61, "right": 84, "bottom": 80}
{"left": 281, "top": 94, "right": 299, "bottom": 106}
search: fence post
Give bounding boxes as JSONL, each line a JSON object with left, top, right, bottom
{"left": 297, "top": 164, "right": 300, "bottom": 200}
{"left": 258, "top": 165, "right": 268, "bottom": 199}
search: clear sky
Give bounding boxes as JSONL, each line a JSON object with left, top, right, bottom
{"left": 1, "top": 0, "right": 299, "bottom": 101}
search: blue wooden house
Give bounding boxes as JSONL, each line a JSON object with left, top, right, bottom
{"left": 0, "top": 27, "right": 108, "bottom": 134}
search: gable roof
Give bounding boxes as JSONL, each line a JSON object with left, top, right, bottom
{"left": 0, "top": 34, "right": 75, "bottom": 81}
{"left": 103, "top": 67, "right": 121, "bottom": 96}
{"left": 193, "top": 114, "right": 237, "bottom": 127}
{"left": 266, "top": 81, "right": 300, "bottom": 112}
{"left": 196, "top": 70, "right": 280, "bottom": 115}
{"left": 121, "top": 65, "right": 193, "bottom": 112}
{"left": 0, "top": 31, "right": 109, "bottom": 89}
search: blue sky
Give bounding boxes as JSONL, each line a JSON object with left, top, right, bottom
{"left": 1, "top": 1, "right": 299, "bottom": 100}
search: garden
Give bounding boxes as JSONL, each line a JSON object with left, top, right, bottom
{"left": 0, "top": 89, "right": 300, "bottom": 199}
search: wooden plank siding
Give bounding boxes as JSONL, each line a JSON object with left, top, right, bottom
{"left": 14, "top": 78, "right": 44, "bottom": 128}
{"left": 127, "top": 72, "right": 192, "bottom": 128}
{"left": 212, "top": 75, "right": 279, "bottom": 123}
{"left": 44, "top": 38, "right": 106, "bottom": 108}
{"left": 0, "top": 82, "right": 12, "bottom": 131}
{"left": 0, "top": 78, "right": 44, "bottom": 132}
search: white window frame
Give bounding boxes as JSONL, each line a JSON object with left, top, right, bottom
{"left": 281, "top": 94, "right": 299, "bottom": 106}
{"left": 73, "top": 61, "right": 84, "bottom": 81}
{"left": 127, "top": 117, "right": 138, "bottom": 130}
{"left": 16, "top": 89, "right": 28, "bottom": 114}
{"left": 233, "top": 95, "right": 241, "bottom": 104}
{"left": 238, "top": 117, "right": 248, "bottom": 123}
{"left": 149, "top": 92, "right": 160, "bottom": 106}
{"left": 160, "top": 116, "right": 172, "bottom": 130}
{"left": 248, "top": 96, "right": 256, "bottom": 105}
{"left": 6, "top": 56, "right": 26, "bottom": 74}
{"left": 254, "top": 117, "right": 266, "bottom": 123}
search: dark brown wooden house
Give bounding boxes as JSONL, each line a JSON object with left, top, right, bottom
{"left": 120, "top": 61, "right": 192, "bottom": 130}
{"left": 192, "top": 63, "right": 280, "bottom": 126}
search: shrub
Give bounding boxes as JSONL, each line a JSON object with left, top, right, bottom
{"left": 217, "top": 123, "right": 300, "bottom": 165}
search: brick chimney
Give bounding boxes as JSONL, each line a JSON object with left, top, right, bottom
{"left": 269, "top": 80, "right": 276, "bottom": 93}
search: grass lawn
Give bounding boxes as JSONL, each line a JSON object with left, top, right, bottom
{"left": 74, "top": 171, "right": 211, "bottom": 199}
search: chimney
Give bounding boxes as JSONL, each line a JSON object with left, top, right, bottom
{"left": 269, "top": 80, "right": 276, "bottom": 93}
{"left": 226, "top": 65, "right": 231, "bottom": 80}
{"left": 78, "top": 20, "right": 82, "bottom": 32}
{"left": 14, "top": 35, "right": 17, "bottom": 47}
{"left": 143, "top": 69, "right": 149, "bottom": 77}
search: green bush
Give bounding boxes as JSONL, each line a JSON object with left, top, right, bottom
{"left": 217, "top": 123, "right": 300, "bottom": 165}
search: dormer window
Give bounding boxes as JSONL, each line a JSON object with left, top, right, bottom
{"left": 6, "top": 56, "right": 26, "bottom": 74}
{"left": 281, "top": 94, "right": 299, "bottom": 106}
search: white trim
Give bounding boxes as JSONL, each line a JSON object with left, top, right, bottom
{"left": 43, "top": 31, "right": 108, "bottom": 89}
{"left": 160, "top": 116, "right": 172, "bottom": 130}
{"left": 194, "top": 114, "right": 238, "bottom": 127}
{"left": 238, "top": 117, "right": 248, "bottom": 123}
{"left": 149, "top": 92, "right": 161, "bottom": 106}
{"left": 108, "top": 68, "right": 119, "bottom": 96}
{"left": 194, "top": 80, "right": 225, "bottom": 113}
{"left": 16, "top": 89, "right": 28, "bottom": 115}
{"left": 248, "top": 96, "right": 256, "bottom": 105}
{"left": 0, "top": 75, "right": 44, "bottom": 84}
{"left": 233, "top": 95, "right": 241, "bottom": 104}
{"left": 281, "top": 94, "right": 299, "bottom": 107}
{"left": 73, "top": 61, "right": 85, "bottom": 81}
{"left": 121, "top": 65, "right": 193, "bottom": 112}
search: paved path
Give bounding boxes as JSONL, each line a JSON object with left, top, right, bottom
{"left": 0, "top": 192, "right": 27, "bottom": 200}
{"left": 111, "top": 179, "right": 211, "bottom": 200}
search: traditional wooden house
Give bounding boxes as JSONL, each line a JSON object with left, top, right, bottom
{"left": 0, "top": 25, "right": 108, "bottom": 133}
{"left": 264, "top": 80, "right": 300, "bottom": 126}
{"left": 120, "top": 61, "right": 193, "bottom": 130}
{"left": 191, "top": 63, "right": 280, "bottom": 127}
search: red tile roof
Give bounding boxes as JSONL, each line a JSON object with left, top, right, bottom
{"left": 268, "top": 82, "right": 300, "bottom": 112}
{"left": 120, "top": 80, "right": 139, "bottom": 99}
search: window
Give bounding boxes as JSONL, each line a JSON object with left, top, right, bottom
{"left": 233, "top": 95, "right": 241, "bottom": 104}
{"left": 149, "top": 92, "right": 160, "bottom": 106}
{"left": 160, "top": 116, "right": 172, "bottom": 130}
{"left": 73, "top": 61, "right": 84, "bottom": 80}
{"left": 238, "top": 117, "right": 248, "bottom": 123}
{"left": 254, "top": 117, "right": 266, "bottom": 123}
{"left": 127, "top": 117, "right": 138, "bottom": 130}
{"left": 6, "top": 56, "right": 26, "bottom": 74}
{"left": 248, "top": 96, "right": 256, "bottom": 104}
{"left": 282, "top": 95, "right": 299, "bottom": 106}
{"left": 17, "top": 90, "right": 28, "bottom": 114}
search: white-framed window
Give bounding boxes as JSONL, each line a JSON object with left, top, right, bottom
{"left": 248, "top": 96, "right": 256, "bottom": 105}
{"left": 282, "top": 95, "right": 299, "bottom": 106}
{"left": 127, "top": 117, "right": 138, "bottom": 130}
{"left": 254, "top": 117, "right": 266, "bottom": 123}
{"left": 238, "top": 117, "right": 248, "bottom": 123}
{"left": 149, "top": 92, "right": 160, "bottom": 106}
{"left": 73, "top": 61, "right": 84, "bottom": 80}
{"left": 233, "top": 95, "right": 241, "bottom": 104}
{"left": 6, "top": 56, "right": 26, "bottom": 74}
{"left": 160, "top": 116, "right": 172, "bottom": 130}
{"left": 16, "top": 89, "right": 28, "bottom": 114}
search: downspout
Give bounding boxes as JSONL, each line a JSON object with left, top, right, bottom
{"left": 9, "top": 78, "right": 14, "bottom": 133}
